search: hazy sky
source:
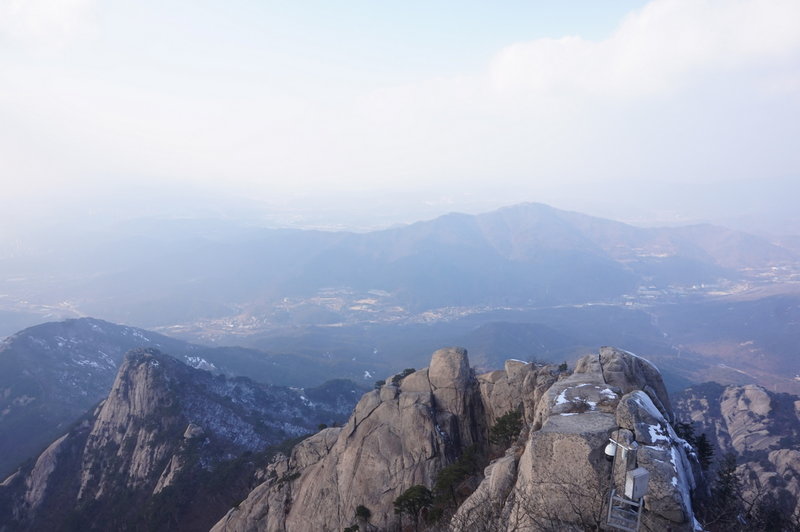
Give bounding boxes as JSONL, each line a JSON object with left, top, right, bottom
{"left": 1, "top": 0, "right": 799, "bottom": 228}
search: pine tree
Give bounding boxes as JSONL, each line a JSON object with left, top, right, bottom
{"left": 394, "top": 485, "right": 433, "bottom": 531}
{"left": 695, "top": 433, "right": 714, "bottom": 471}
{"left": 673, "top": 421, "right": 696, "bottom": 445}
{"left": 708, "top": 452, "right": 743, "bottom": 529}
{"left": 489, "top": 410, "right": 523, "bottom": 448}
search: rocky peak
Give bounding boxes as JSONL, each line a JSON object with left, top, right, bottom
{"left": 597, "top": 346, "right": 674, "bottom": 422}
{"left": 78, "top": 348, "right": 186, "bottom": 500}
{"left": 428, "top": 346, "right": 471, "bottom": 388}
{"left": 0, "top": 348, "right": 360, "bottom": 531}
{"left": 94, "top": 348, "right": 175, "bottom": 424}
{"left": 214, "top": 348, "right": 487, "bottom": 531}
{"left": 429, "top": 347, "right": 484, "bottom": 451}
{"left": 0, "top": 318, "right": 197, "bottom": 478}
{"left": 215, "top": 347, "right": 698, "bottom": 532}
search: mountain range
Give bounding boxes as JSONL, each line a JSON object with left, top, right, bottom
{"left": 3, "top": 202, "right": 799, "bottom": 397}
{"left": 1, "top": 202, "right": 796, "bottom": 333}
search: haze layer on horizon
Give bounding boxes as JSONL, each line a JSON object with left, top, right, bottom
{"left": 1, "top": 0, "right": 798, "bottom": 233}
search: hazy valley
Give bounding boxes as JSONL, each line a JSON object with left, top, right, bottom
{"left": 2, "top": 203, "right": 798, "bottom": 396}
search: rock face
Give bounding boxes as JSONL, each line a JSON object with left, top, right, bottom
{"left": 215, "top": 347, "right": 698, "bottom": 531}
{"left": 674, "top": 381, "right": 800, "bottom": 517}
{"left": 0, "top": 348, "right": 361, "bottom": 532}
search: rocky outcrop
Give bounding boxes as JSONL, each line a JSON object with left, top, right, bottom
{"left": 429, "top": 347, "right": 485, "bottom": 451}
{"left": 77, "top": 350, "right": 184, "bottom": 500}
{"left": 674, "top": 381, "right": 800, "bottom": 517}
{"left": 214, "top": 347, "right": 487, "bottom": 531}
{"left": 478, "top": 359, "right": 558, "bottom": 428}
{"left": 215, "top": 347, "right": 698, "bottom": 532}
{"left": 598, "top": 346, "right": 673, "bottom": 422}
{"left": 0, "top": 348, "right": 361, "bottom": 532}
{"left": 492, "top": 347, "right": 694, "bottom": 531}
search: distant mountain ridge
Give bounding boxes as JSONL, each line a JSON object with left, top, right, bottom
{"left": 0, "top": 202, "right": 795, "bottom": 331}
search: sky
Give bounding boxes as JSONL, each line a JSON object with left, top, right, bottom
{"left": 1, "top": 0, "right": 799, "bottom": 230}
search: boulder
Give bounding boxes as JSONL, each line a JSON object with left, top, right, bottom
{"left": 598, "top": 346, "right": 673, "bottom": 422}
{"left": 478, "top": 361, "right": 558, "bottom": 428}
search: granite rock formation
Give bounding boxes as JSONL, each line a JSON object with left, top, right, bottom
{"left": 215, "top": 347, "right": 698, "bottom": 531}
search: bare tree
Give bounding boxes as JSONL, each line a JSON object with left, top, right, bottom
{"left": 512, "top": 476, "right": 610, "bottom": 530}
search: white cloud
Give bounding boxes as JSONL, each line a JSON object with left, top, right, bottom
{"left": 347, "top": 0, "right": 800, "bottom": 194}
{"left": 488, "top": 0, "right": 800, "bottom": 98}
{"left": 0, "top": 0, "right": 94, "bottom": 48}
{"left": 0, "top": 0, "right": 798, "bottom": 224}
